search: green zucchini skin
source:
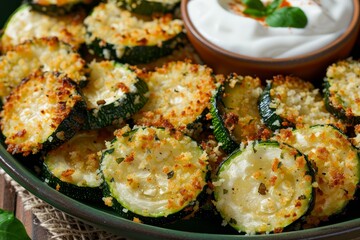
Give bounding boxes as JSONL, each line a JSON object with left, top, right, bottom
{"left": 210, "top": 75, "right": 268, "bottom": 153}
{"left": 323, "top": 59, "right": 360, "bottom": 126}
{"left": 210, "top": 85, "right": 238, "bottom": 153}
{"left": 323, "top": 80, "right": 351, "bottom": 123}
{"left": 213, "top": 140, "right": 315, "bottom": 234}
{"left": 82, "top": 61, "right": 149, "bottom": 129}
{"left": 87, "top": 33, "right": 186, "bottom": 65}
{"left": 41, "top": 163, "right": 103, "bottom": 202}
{"left": 24, "top": 0, "right": 94, "bottom": 16}
{"left": 41, "top": 129, "right": 114, "bottom": 202}
{"left": 113, "top": 0, "right": 181, "bottom": 15}
{"left": 258, "top": 81, "right": 290, "bottom": 131}
{"left": 100, "top": 126, "right": 209, "bottom": 225}
{"left": 86, "top": 78, "right": 149, "bottom": 129}
{"left": 275, "top": 125, "right": 360, "bottom": 227}
{"left": 1, "top": 71, "right": 87, "bottom": 156}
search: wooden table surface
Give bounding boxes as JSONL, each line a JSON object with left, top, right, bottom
{"left": 0, "top": 172, "right": 49, "bottom": 240}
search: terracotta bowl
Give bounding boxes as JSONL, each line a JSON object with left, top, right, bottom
{"left": 181, "top": 0, "right": 360, "bottom": 82}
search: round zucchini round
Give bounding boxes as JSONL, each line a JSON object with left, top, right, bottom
{"left": 84, "top": 2, "right": 185, "bottom": 64}
{"left": 0, "top": 71, "right": 87, "bottom": 156}
{"left": 0, "top": 4, "right": 86, "bottom": 51}
{"left": 113, "top": 0, "right": 181, "bottom": 15}
{"left": 132, "top": 61, "right": 218, "bottom": 131}
{"left": 276, "top": 125, "right": 360, "bottom": 226}
{"left": 259, "top": 75, "right": 344, "bottom": 131}
{"left": 213, "top": 141, "right": 314, "bottom": 234}
{"left": 100, "top": 126, "right": 209, "bottom": 225}
{"left": 210, "top": 74, "right": 269, "bottom": 153}
{"left": 324, "top": 59, "right": 360, "bottom": 125}
{"left": 42, "top": 129, "right": 114, "bottom": 202}
{"left": 82, "top": 60, "right": 148, "bottom": 129}
{"left": 0, "top": 37, "right": 87, "bottom": 99}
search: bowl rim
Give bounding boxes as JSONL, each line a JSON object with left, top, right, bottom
{"left": 181, "top": 0, "right": 360, "bottom": 64}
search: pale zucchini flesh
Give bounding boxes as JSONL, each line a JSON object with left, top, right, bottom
{"left": 211, "top": 74, "right": 270, "bottom": 153}
{"left": 84, "top": 2, "right": 184, "bottom": 64}
{"left": 0, "top": 37, "right": 87, "bottom": 99}
{"left": 133, "top": 61, "right": 218, "bottom": 130}
{"left": 83, "top": 60, "right": 148, "bottom": 129}
{"left": 101, "top": 126, "right": 208, "bottom": 224}
{"left": 0, "top": 4, "right": 86, "bottom": 52}
{"left": 214, "top": 141, "right": 314, "bottom": 234}
{"left": 1, "top": 71, "right": 86, "bottom": 156}
{"left": 259, "top": 75, "right": 344, "bottom": 131}
{"left": 324, "top": 59, "right": 360, "bottom": 125}
{"left": 276, "top": 125, "right": 360, "bottom": 226}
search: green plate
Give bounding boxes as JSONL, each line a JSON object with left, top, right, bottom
{"left": 0, "top": 1, "right": 360, "bottom": 239}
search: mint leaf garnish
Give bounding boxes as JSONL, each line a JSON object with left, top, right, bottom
{"left": 0, "top": 209, "right": 31, "bottom": 240}
{"left": 266, "top": 7, "right": 308, "bottom": 28}
{"left": 241, "top": 0, "right": 308, "bottom": 28}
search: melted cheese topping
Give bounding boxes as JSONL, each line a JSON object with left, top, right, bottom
{"left": 133, "top": 61, "right": 218, "bottom": 129}
{"left": 101, "top": 126, "right": 208, "bottom": 217}
{"left": 1, "top": 71, "right": 83, "bottom": 156}
{"left": 277, "top": 126, "right": 359, "bottom": 226}
{"left": 269, "top": 75, "right": 344, "bottom": 130}
{"left": 83, "top": 61, "right": 139, "bottom": 109}
{"left": 1, "top": 5, "right": 86, "bottom": 51}
{"left": 0, "top": 37, "right": 86, "bottom": 98}
{"left": 326, "top": 59, "right": 360, "bottom": 116}
{"left": 214, "top": 142, "right": 313, "bottom": 234}
{"left": 45, "top": 129, "right": 113, "bottom": 187}
{"left": 84, "top": 2, "right": 183, "bottom": 57}
{"left": 222, "top": 75, "right": 269, "bottom": 142}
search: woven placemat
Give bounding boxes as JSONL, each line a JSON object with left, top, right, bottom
{"left": 0, "top": 169, "right": 126, "bottom": 240}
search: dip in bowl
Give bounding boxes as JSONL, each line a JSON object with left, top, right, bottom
{"left": 181, "top": 0, "right": 360, "bottom": 81}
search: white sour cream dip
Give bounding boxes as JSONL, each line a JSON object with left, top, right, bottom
{"left": 187, "top": 0, "right": 353, "bottom": 58}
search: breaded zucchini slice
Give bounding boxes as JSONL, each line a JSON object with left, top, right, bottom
{"left": 1, "top": 71, "right": 87, "bottom": 156}
{"left": 82, "top": 60, "right": 148, "bottom": 129}
{"left": 132, "top": 61, "right": 218, "bottom": 130}
{"left": 276, "top": 125, "right": 360, "bottom": 226}
{"left": 84, "top": 1, "right": 185, "bottom": 64}
{"left": 324, "top": 59, "right": 360, "bottom": 125}
{"left": 210, "top": 74, "right": 271, "bottom": 153}
{"left": 25, "top": 0, "right": 94, "bottom": 15}
{"left": 112, "top": 0, "right": 181, "bottom": 15}
{"left": 101, "top": 125, "right": 208, "bottom": 225}
{"left": 42, "top": 129, "right": 113, "bottom": 202}
{"left": 213, "top": 141, "right": 314, "bottom": 234}
{"left": 259, "top": 75, "right": 345, "bottom": 131}
{"left": 0, "top": 4, "right": 86, "bottom": 52}
{"left": 0, "top": 37, "right": 87, "bottom": 99}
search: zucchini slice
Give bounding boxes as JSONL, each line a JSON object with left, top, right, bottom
{"left": 210, "top": 74, "right": 271, "bottom": 153}
{"left": 24, "top": 0, "right": 94, "bottom": 16}
{"left": 84, "top": 2, "right": 185, "bottom": 64}
{"left": 82, "top": 60, "right": 148, "bottom": 129}
{"left": 324, "top": 59, "right": 360, "bottom": 125}
{"left": 42, "top": 129, "right": 113, "bottom": 202}
{"left": 259, "top": 75, "right": 345, "bottom": 131}
{"left": 0, "top": 4, "right": 86, "bottom": 52}
{"left": 0, "top": 71, "right": 87, "bottom": 156}
{"left": 100, "top": 126, "right": 208, "bottom": 224}
{"left": 213, "top": 141, "right": 314, "bottom": 234}
{"left": 112, "top": 0, "right": 181, "bottom": 15}
{"left": 132, "top": 61, "right": 218, "bottom": 130}
{"left": 276, "top": 125, "right": 360, "bottom": 226}
{"left": 0, "top": 37, "right": 87, "bottom": 99}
